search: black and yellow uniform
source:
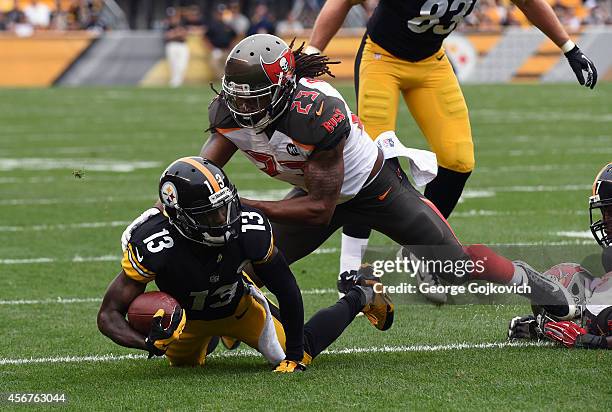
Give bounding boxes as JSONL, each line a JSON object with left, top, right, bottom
{"left": 352, "top": 0, "right": 476, "bottom": 218}
{"left": 122, "top": 207, "right": 366, "bottom": 367}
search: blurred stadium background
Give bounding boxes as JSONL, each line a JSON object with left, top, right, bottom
{"left": 1, "top": 0, "right": 611, "bottom": 87}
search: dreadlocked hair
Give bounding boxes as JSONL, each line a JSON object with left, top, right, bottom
{"left": 290, "top": 40, "right": 339, "bottom": 80}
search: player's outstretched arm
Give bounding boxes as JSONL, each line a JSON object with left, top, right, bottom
{"left": 97, "top": 271, "right": 148, "bottom": 350}
{"left": 307, "top": 0, "right": 358, "bottom": 53}
{"left": 512, "top": 0, "right": 597, "bottom": 88}
{"left": 253, "top": 247, "right": 305, "bottom": 363}
{"left": 241, "top": 137, "right": 346, "bottom": 226}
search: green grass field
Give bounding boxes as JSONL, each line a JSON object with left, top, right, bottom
{"left": 0, "top": 84, "right": 611, "bottom": 410}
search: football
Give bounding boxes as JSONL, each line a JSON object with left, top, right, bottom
{"left": 127, "top": 291, "right": 181, "bottom": 335}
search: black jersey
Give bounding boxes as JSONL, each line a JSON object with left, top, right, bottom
{"left": 121, "top": 206, "right": 274, "bottom": 320}
{"left": 367, "top": 0, "right": 477, "bottom": 61}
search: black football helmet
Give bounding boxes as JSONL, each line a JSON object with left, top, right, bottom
{"left": 159, "top": 157, "right": 241, "bottom": 246}
{"left": 222, "top": 34, "right": 296, "bottom": 131}
{"left": 590, "top": 163, "right": 612, "bottom": 248}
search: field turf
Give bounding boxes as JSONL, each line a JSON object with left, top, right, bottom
{"left": 0, "top": 83, "right": 611, "bottom": 410}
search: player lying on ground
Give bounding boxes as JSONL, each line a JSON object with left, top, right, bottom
{"left": 306, "top": 0, "right": 599, "bottom": 300}
{"left": 122, "top": 34, "right": 575, "bottom": 319}
{"left": 508, "top": 163, "right": 612, "bottom": 349}
{"left": 98, "top": 157, "right": 393, "bottom": 372}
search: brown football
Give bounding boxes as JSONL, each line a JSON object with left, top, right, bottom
{"left": 127, "top": 291, "right": 181, "bottom": 335}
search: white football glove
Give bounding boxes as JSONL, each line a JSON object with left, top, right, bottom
{"left": 121, "top": 207, "right": 161, "bottom": 252}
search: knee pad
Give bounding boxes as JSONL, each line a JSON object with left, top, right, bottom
{"left": 436, "top": 142, "right": 475, "bottom": 173}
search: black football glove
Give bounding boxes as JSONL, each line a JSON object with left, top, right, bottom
{"left": 144, "top": 306, "right": 186, "bottom": 358}
{"left": 508, "top": 315, "right": 543, "bottom": 341}
{"left": 273, "top": 360, "right": 307, "bottom": 373}
{"left": 564, "top": 45, "right": 597, "bottom": 89}
{"left": 574, "top": 333, "right": 608, "bottom": 350}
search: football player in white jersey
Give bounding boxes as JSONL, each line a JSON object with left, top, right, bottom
{"left": 123, "top": 34, "right": 576, "bottom": 321}
{"left": 200, "top": 34, "right": 577, "bottom": 318}
{"left": 508, "top": 164, "right": 612, "bottom": 349}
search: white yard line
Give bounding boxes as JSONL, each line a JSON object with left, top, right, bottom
{"left": 0, "top": 158, "right": 161, "bottom": 172}
{"left": 0, "top": 196, "right": 155, "bottom": 206}
{"left": 0, "top": 184, "right": 593, "bottom": 206}
{"left": 0, "top": 289, "right": 338, "bottom": 306}
{"left": 0, "top": 341, "right": 551, "bottom": 366}
{"left": 0, "top": 297, "right": 103, "bottom": 305}
{"left": 0, "top": 221, "right": 130, "bottom": 232}
{"left": 553, "top": 230, "right": 594, "bottom": 239}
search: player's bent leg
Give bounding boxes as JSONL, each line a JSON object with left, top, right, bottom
{"left": 349, "top": 161, "right": 575, "bottom": 316}
{"left": 402, "top": 51, "right": 474, "bottom": 217}
{"left": 165, "top": 320, "right": 212, "bottom": 367}
{"left": 424, "top": 167, "right": 472, "bottom": 219}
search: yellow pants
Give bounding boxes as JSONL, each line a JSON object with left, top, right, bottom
{"left": 165, "top": 293, "right": 311, "bottom": 367}
{"left": 357, "top": 37, "right": 475, "bottom": 173}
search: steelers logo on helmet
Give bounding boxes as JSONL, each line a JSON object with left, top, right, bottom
{"left": 161, "top": 181, "right": 178, "bottom": 207}
{"left": 159, "top": 157, "right": 242, "bottom": 247}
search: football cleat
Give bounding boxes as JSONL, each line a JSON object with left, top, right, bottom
{"left": 273, "top": 360, "right": 307, "bottom": 373}
{"left": 513, "top": 261, "right": 577, "bottom": 320}
{"left": 507, "top": 315, "right": 543, "bottom": 341}
{"left": 353, "top": 265, "right": 395, "bottom": 331}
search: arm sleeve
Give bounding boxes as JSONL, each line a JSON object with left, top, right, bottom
{"left": 254, "top": 251, "right": 305, "bottom": 361}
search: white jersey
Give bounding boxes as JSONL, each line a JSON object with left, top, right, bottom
{"left": 209, "top": 78, "right": 378, "bottom": 203}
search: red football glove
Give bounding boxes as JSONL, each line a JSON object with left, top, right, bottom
{"left": 543, "top": 320, "right": 586, "bottom": 348}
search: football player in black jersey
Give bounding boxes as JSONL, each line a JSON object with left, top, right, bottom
{"left": 99, "top": 157, "right": 394, "bottom": 372}
{"left": 508, "top": 163, "right": 612, "bottom": 349}
{"left": 306, "top": 0, "right": 598, "bottom": 291}
{"left": 121, "top": 35, "right": 576, "bottom": 327}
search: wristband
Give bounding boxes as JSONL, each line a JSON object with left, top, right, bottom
{"left": 561, "top": 40, "right": 576, "bottom": 54}
{"left": 304, "top": 45, "right": 321, "bottom": 55}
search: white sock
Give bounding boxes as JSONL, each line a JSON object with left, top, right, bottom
{"left": 339, "top": 233, "right": 369, "bottom": 278}
{"left": 509, "top": 264, "right": 526, "bottom": 286}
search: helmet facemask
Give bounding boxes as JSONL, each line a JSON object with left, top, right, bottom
{"left": 167, "top": 189, "right": 241, "bottom": 247}
{"left": 590, "top": 196, "right": 612, "bottom": 248}
{"left": 222, "top": 72, "right": 294, "bottom": 132}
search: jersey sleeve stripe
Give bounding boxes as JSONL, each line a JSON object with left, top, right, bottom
{"left": 121, "top": 251, "right": 154, "bottom": 283}
{"left": 216, "top": 127, "right": 241, "bottom": 135}
{"left": 291, "top": 139, "right": 315, "bottom": 151}
{"left": 254, "top": 232, "right": 275, "bottom": 264}
{"left": 179, "top": 157, "right": 221, "bottom": 192}
{"left": 127, "top": 244, "right": 156, "bottom": 277}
